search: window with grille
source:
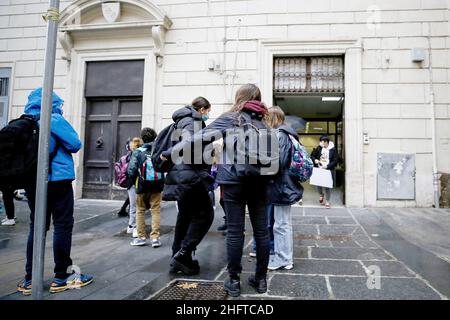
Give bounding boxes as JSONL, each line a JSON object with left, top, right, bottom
{"left": 0, "top": 77, "right": 9, "bottom": 96}
{"left": 273, "top": 56, "right": 344, "bottom": 93}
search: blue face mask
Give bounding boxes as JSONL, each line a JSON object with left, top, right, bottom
{"left": 202, "top": 114, "right": 209, "bottom": 121}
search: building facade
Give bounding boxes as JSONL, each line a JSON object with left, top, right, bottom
{"left": 0, "top": 0, "right": 449, "bottom": 207}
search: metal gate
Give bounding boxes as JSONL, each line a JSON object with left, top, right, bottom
{"left": 82, "top": 60, "right": 144, "bottom": 199}
{"left": 0, "top": 68, "right": 11, "bottom": 129}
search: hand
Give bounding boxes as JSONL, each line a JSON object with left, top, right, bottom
{"left": 160, "top": 154, "right": 168, "bottom": 161}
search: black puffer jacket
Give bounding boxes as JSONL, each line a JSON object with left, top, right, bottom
{"left": 162, "top": 106, "right": 212, "bottom": 201}
{"left": 269, "top": 125, "right": 304, "bottom": 206}
{"left": 163, "top": 109, "right": 278, "bottom": 185}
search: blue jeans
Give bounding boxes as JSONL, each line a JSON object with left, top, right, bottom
{"left": 25, "top": 180, "right": 74, "bottom": 281}
{"left": 223, "top": 183, "right": 269, "bottom": 280}
{"left": 127, "top": 185, "right": 137, "bottom": 228}
{"left": 269, "top": 205, "right": 294, "bottom": 268}
{"left": 252, "top": 204, "right": 274, "bottom": 254}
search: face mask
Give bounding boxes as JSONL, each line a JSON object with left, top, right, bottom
{"left": 202, "top": 114, "right": 209, "bottom": 121}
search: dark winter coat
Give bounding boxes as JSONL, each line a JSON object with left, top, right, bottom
{"left": 127, "top": 142, "right": 164, "bottom": 194}
{"left": 269, "top": 125, "right": 304, "bottom": 206}
{"left": 310, "top": 143, "right": 338, "bottom": 171}
{"left": 162, "top": 106, "right": 212, "bottom": 201}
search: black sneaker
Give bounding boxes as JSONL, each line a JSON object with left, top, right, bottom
{"left": 117, "top": 209, "right": 128, "bottom": 217}
{"left": 169, "top": 249, "right": 199, "bottom": 275}
{"left": 248, "top": 275, "right": 267, "bottom": 294}
{"left": 224, "top": 277, "right": 240, "bottom": 297}
{"left": 217, "top": 223, "right": 227, "bottom": 232}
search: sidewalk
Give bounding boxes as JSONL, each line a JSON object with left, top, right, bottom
{"left": 0, "top": 198, "right": 449, "bottom": 300}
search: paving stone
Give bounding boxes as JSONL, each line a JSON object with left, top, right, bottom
{"left": 268, "top": 275, "right": 330, "bottom": 299}
{"left": 311, "top": 247, "right": 394, "bottom": 261}
{"left": 360, "top": 261, "right": 416, "bottom": 277}
{"left": 260, "top": 259, "right": 366, "bottom": 276}
{"left": 327, "top": 217, "right": 357, "bottom": 225}
{"left": 355, "top": 240, "right": 380, "bottom": 248}
{"left": 318, "top": 225, "right": 362, "bottom": 237}
{"left": 293, "top": 225, "right": 318, "bottom": 236}
{"left": 330, "top": 241, "right": 364, "bottom": 248}
{"left": 84, "top": 272, "right": 160, "bottom": 300}
{"left": 305, "top": 208, "right": 350, "bottom": 217}
{"left": 329, "top": 277, "right": 442, "bottom": 300}
{"left": 292, "top": 216, "right": 327, "bottom": 225}
{"left": 295, "top": 239, "right": 317, "bottom": 247}
{"left": 293, "top": 246, "right": 310, "bottom": 258}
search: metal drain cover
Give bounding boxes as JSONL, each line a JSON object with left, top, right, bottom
{"left": 151, "top": 280, "right": 227, "bottom": 300}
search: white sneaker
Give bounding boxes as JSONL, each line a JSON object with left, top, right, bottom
{"left": 268, "top": 263, "right": 294, "bottom": 271}
{"left": 1, "top": 217, "right": 9, "bottom": 224}
{"left": 130, "top": 237, "right": 146, "bottom": 246}
{"left": 132, "top": 228, "right": 138, "bottom": 238}
{"left": 126, "top": 226, "right": 134, "bottom": 234}
{"left": 151, "top": 238, "right": 161, "bottom": 248}
{"left": 1, "top": 218, "right": 16, "bottom": 226}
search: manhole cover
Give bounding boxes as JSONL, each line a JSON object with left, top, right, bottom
{"left": 151, "top": 280, "right": 227, "bottom": 300}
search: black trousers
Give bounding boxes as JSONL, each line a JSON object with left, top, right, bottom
{"left": 223, "top": 182, "right": 270, "bottom": 280}
{"left": 172, "top": 183, "right": 214, "bottom": 255}
{"left": 25, "top": 180, "right": 74, "bottom": 281}
{"left": 0, "top": 186, "right": 15, "bottom": 219}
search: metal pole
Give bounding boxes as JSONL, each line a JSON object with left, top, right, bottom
{"left": 31, "top": 0, "right": 60, "bottom": 300}
{"left": 427, "top": 23, "right": 440, "bottom": 209}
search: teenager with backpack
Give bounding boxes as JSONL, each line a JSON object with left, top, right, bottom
{"left": 161, "top": 84, "right": 278, "bottom": 297}
{"left": 159, "top": 97, "right": 214, "bottom": 275}
{"left": 16, "top": 88, "right": 93, "bottom": 295}
{"left": 115, "top": 137, "right": 143, "bottom": 237}
{"left": 265, "top": 106, "right": 304, "bottom": 271}
{"left": 127, "top": 128, "right": 164, "bottom": 247}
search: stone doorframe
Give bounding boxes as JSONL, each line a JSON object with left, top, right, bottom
{"left": 258, "top": 39, "right": 364, "bottom": 207}
{"left": 55, "top": 0, "right": 171, "bottom": 198}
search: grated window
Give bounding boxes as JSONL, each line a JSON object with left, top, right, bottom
{"left": 274, "top": 56, "right": 344, "bottom": 93}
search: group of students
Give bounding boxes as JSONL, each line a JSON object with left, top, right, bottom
{"left": 115, "top": 83, "right": 315, "bottom": 297}
{"left": 7, "top": 84, "right": 338, "bottom": 298}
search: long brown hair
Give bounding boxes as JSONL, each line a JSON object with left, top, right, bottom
{"left": 230, "top": 83, "right": 262, "bottom": 112}
{"left": 266, "top": 106, "right": 285, "bottom": 128}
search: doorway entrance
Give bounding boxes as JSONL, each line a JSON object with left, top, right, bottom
{"left": 273, "top": 56, "right": 345, "bottom": 207}
{"left": 82, "top": 60, "right": 144, "bottom": 199}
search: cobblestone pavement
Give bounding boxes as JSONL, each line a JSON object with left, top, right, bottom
{"left": 214, "top": 206, "right": 449, "bottom": 300}
{"left": 0, "top": 199, "right": 449, "bottom": 300}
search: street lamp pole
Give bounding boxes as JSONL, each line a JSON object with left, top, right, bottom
{"left": 31, "top": 0, "right": 60, "bottom": 300}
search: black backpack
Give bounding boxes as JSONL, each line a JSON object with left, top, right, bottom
{"left": 151, "top": 123, "right": 177, "bottom": 173}
{"left": 0, "top": 115, "right": 39, "bottom": 188}
{"left": 233, "top": 113, "right": 279, "bottom": 177}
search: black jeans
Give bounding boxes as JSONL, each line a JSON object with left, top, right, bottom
{"left": 172, "top": 182, "right": 214, "bottom": 255}
{"left": 223, "top": 182, "right": 270, "bottom": 280}
{"left": 25, "top": 180, "right": 74, "bottom": 281}
{"left": 1, "top": 186, "right": 15, "bottom": 219}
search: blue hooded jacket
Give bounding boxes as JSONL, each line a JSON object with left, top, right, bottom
{"left": 24, "top": 88, "right": 82, "bottom": 182}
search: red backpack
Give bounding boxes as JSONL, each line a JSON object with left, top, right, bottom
{"left": 114, "top": 152, "right": 131, "bottom": 188}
